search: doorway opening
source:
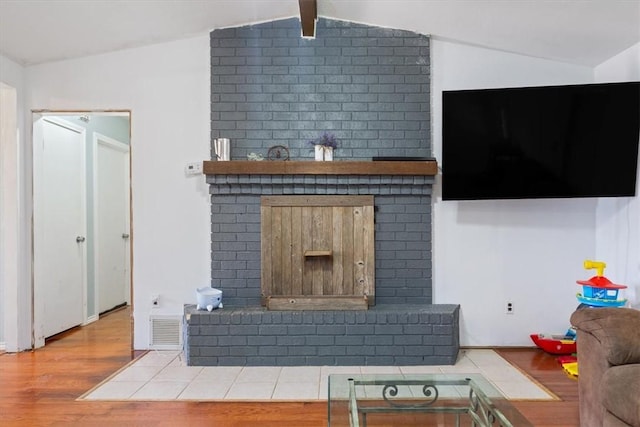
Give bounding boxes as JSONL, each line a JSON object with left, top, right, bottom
{"left": 31, "top": 111, "right": 132, "bottom": 349}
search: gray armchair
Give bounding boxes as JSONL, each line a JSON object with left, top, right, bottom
{"left": 570, "top": 307, "right": 640, "bottom": 427}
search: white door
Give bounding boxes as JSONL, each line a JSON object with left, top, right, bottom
{"left": 95, "top": 134, "right": 130, "bottom": 313}
{"left": 33, "top": 117, "right": 87, "bottom": 343}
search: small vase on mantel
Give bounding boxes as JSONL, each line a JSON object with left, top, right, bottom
{"left": 323, "top": 146, "right": 333, "bottom": 161}
{"left": 315, "top": 145, "right": 334, "bottom": 161}
{"left": 309, "top": 132, "right": 338, "bottom": 162}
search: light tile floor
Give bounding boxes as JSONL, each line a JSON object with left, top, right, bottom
{"left": 80, "top": 349, "right": 554, "bottom": 402}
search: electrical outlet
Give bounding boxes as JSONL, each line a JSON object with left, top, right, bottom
{"left": 506, "top": 302, "right": 514, "bottom": 314}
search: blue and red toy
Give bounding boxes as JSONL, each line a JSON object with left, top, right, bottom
{"left": 576, "top": 260, "right": 627, "bottom": 308}
{"left": 530, "top": 332, "right": 577, "bottom": 355}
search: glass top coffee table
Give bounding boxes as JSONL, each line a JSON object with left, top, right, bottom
{"left": 328, "top": 373, "right": 532, "bottom": 427}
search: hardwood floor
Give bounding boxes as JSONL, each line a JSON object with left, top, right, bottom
{"left": 496, "top": 348, "right": 580, "bottom": 426}
{"left": 0, "top": 307, "right": 579, "bottom": 426}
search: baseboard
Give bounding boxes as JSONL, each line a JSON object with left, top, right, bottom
{"left": 83, "top": 315, "right": 99, "bottom": 325}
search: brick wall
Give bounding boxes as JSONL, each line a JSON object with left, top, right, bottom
{"left": 210, "top": 18, "right": 431, "bottom": 160}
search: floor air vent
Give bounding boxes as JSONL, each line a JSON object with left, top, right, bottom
{"left": 149, "top": 316, "right": 182, "bottom": 350}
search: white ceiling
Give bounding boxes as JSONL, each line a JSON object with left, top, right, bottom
{"left": 1, "top": 0, "right": 639, "bottom": 67}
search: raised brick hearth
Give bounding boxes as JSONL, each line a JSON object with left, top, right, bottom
{"left": 185, "top": 304, "right": 459, "bottom": 366}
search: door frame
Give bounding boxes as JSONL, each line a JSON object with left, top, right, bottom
{"left": 32, "top": 115, "right": 87, "bottom": 346}
{"left": 93, "top": 132, "right": 131, "bottom": 314}
{"left": 30, "top": 110, "right": 133, "bottom": 350}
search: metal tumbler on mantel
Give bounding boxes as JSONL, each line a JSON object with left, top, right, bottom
{"left": 214, "top": 138, "right": 230, "bottom": 161}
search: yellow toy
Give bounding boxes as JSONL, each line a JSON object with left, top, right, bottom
{"left": 562, "top": 362, "right": 579, "bottom": 379}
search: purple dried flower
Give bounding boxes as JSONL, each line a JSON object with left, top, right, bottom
{"left": 308, "top": 132, "right": 338, "bottom": 150}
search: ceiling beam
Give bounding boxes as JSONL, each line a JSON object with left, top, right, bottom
{"left": 298, "top": 0, "right": 317, "bottom": 38}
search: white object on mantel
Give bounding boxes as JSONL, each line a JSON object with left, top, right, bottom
{"left": 214, "top": 138, "right": 230, "bottom": 161}
{"left": 314, "top": 145, "right": 334, "bottom": 161}
{"left": 324, "top": 146, "right": 333, "bottom": 161}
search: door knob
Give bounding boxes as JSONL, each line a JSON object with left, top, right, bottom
{"left": 122, "top": 233, "right": 130, "bottom": 239}
{"left": 76, "top": 236, "right": 86, "bottom": 242}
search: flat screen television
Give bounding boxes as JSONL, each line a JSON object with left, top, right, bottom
{"left": 442, "top": 82, "right": 640, "bottom": 200}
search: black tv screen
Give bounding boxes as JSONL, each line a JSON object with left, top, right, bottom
{"left": 442, "top": 82, "right": 640, "bottom": 200}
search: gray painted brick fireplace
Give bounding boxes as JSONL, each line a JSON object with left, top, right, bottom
{"left": 184, "top": 17, "right": 460, "bottom": 366}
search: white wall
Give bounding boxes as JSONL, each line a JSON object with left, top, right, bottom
{"left": 0, "top": 54, "right": 24, "bottom": 107}
{"left": 0, "top": 54, "right": 31, "bottom": 351}
{"left": 595, "top": 43, "right": 640, "bottom": 82}
{"left": 594, "top": 42, "right": 640, "bottom": 309}
{"left": 24, "top": 36, "right": 211, "bottom": 349}
{"left": 431, "top": 39, "right": 596, "bottom": 346}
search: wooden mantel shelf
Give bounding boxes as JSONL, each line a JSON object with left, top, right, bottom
{"left": 203, "top": 160, "right": 438, "bottom": 176}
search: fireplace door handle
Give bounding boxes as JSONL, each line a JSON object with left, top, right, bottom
{"left": 304, "top": 250, "right": 332, "bottom": 257}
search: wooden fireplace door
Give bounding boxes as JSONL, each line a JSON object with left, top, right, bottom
{"left": 261, "top": 195, "right": 375, "bottom": 310}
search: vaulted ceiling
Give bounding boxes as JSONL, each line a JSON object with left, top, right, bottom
{"left": 0, "top": 0, "right": 638, "bottom": 67}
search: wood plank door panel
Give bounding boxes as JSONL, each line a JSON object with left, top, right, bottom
{"left": 290, "top": 206, "right": 303, "bottom": 296}
{"left": 340, "top": 206, "right": 354, "bottom": 296}
{"left": 271, "top": 207, "right": 283, "bottom": 297}
{"left": 300, "top": 208, "right": 314, "bottom": 297}
{"left": 280, "top": 206, "right": 292, "bottom": 296}
{"left": 331, "top": 207, "right": 345, "bottom": 297}
{"left": 261, "top": 196, "right": 374, "bottom": 310}
{"left": 362, "top": 205, "right": 375, "bottom": 297}
{"left": 310, "top": 206, "right": 329, "bottom": 296}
